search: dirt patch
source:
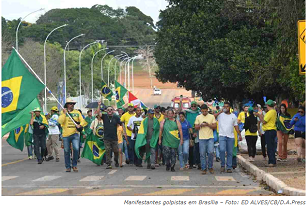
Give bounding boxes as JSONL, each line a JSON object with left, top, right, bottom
{"left": 240, "top": 138, "right": 306, "bottom": 190}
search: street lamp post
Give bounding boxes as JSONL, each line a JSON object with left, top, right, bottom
{"left": 64, "top": 34, "right": 84, "bottom": 103}
{"left": 79, "top": 41, "right": 99, "bottom": 108}
{"left": 114, "top": 55, "right": 127, "bottom": 83}
{"left": 120, "top": 57, "right": 129, "bottom": 86}
{"left": 108, "top": 54, "right": 124, "bottom": 86}
{"left": 131, "top": 56, "right": 138, "bottom": 92}
{"left": 16, "top": 8, "right": 44, "bottom": 51}
{"left": 101, "top": 50, "right": 115, "bottom": 81}
{"left": 44, "top": 24, "right": 68, "bottom": 112}
{"left": 124, "top": 58, "right": 131, "bottom": 89}
{"left": 91, "top": 47, "right": 108, "bottom": 102}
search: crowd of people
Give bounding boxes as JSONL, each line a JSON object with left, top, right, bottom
{"left": 26, "top": 98, "right": 306, "bottom": 174}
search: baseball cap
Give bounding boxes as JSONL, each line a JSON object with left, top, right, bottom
{"left": 265, "top": 99, "right": 275, "bottom": 107}
{"left": 191, "top": 101, "right": 197, "bottom": 105}
{"left": 154, "top": 105, "right": 160, "bottom": 109}
{"left": 248, "top": 107, "right": 258, "bottom": 113}
{"left": 127, "top": 103, "right": 134, "bottom": 107}
{"left": 148, "top": 109, "right": 154, "bottom": 114}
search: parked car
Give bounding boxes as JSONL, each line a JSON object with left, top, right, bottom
{"left": 153, "top": 88, "right": 162, "bottom": 95}
{"left": 171, "top": 96, "right": 191, "bottom": 110}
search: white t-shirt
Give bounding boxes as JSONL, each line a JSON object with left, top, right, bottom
{"left": 127, "top": 116, "right": 144, "bottom": 140}
{"left": 217, "top": 113, "right": 238, "bottom": 138}
{"left": 48, "top": 114, "right": 60, "bottom": 135}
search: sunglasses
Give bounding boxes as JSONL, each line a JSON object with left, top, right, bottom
{"left": 107, "top": 109, "right": 113, "bottom": 112}
{"left": 67, "top": 103, "right": 75, "bottom": 105}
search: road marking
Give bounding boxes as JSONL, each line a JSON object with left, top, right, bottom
{"left": 80, "top": 176, "right": 104, "bottom": 182}
{"left": 17, "top": 188, "right": 69, "bottom": 195}
{"left": 2, "top": 158, "right": 28, "bottom": 166}
{"left": 33, "top": 176, "right": 61, "bottom": 182}
{"left": 108, "top": 170, "right": 117, "bottom": 175}
{"left": 143, "top": 189, "right": 194, "bottom": 196}
{"left": 171, "top": 176, "right": 189, "bottom": 181}
{"left": 215, "top": 188, "right": 260, "bottom": 195}
{"left": 125, "top": 176, "right": 147, "bottom": 181}
{"left": 2, "top": 176, "right": 18, "bottom": 181}
{"left": 80, "top": 189, "right": 132, "bottom": 196}
{"left": 215, "top": 176, "right": 236, "bottom": 181}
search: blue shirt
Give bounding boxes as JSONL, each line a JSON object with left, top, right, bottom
{"left": 290, "top": 113, "right": 305, "bottom": 132}
{"left": 180, "top": 119, "right": 192, "bottom": 140}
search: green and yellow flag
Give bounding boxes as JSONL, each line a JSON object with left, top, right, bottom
{"left": 6, "top": 124, "right": 29, "bottom": 151}
{"left": 2, "top": 98, "right": 41, "bottom": 136}
{"left": 81, "top": 133, "right": 105, "bottom": 165}
{"left": 2, "top": 50, "right": 45, "bottom": 125}
{"left": 162, "top": 119, "right": 180, "bottom": 148}
{"left": 115, "top": 80, "right": 128, "bottom": 107}
{"left": 101, "top": 80, "right": 112, "bottom": 101}
{"left": 135, "top": 117, "right": 160, "bottom": 160}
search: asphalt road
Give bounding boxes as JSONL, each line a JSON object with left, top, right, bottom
{"left": 2, "top": 139, "right": 275, "bottom": 196}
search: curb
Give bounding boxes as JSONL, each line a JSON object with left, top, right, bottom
{"left": 237, "top": 155, "right": 306, "bottom": 196}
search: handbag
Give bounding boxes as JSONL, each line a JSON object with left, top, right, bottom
{"left": 68, "top": 112, "right": 83, "bottom": 132}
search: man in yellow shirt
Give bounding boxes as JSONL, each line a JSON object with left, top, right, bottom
{"left": 58, "top": 99, "right": 87, "bottom": 172}
{"left": 120, "top": 103, "right": 136, "bottom": 165}
{"left": 256, "top": 100, "right": 277, "bottom": 167}
{"left": 195, "top": 104, "right": 217, "bottom": 175}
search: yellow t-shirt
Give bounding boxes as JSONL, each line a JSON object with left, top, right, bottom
{"left": 120, "top": 112, "right": 135, "bottom": 137}
{"left": 154, "top": 113, "right": 165, "bottom": 123}
{"left": 117, "top": 125, "right": 124, "bottom": 144}
{"left": 262, "top": 109, "right": 277, "bottom": 131}
{"left": 58, "top": 110, "right": 87, "bottom": 137}
{"left": 195, "top": 114, "right": 216, "bottom": 139}
{"left": 237, "top": 111, "right": 249, "bottom": 123}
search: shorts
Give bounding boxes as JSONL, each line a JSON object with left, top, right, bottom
{"left": 118, "top": 142, "right": 123, "bottom": 151}
{"left": 295, "top": 131, "right": 305, "bottom": 139}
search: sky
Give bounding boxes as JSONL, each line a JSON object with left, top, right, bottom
{"left": 1, "top": 0, "right": 169, "bottom": 24}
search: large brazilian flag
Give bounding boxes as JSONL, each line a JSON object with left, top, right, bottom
{"left": 135, "top": 117, "right": 160, "bottom": 160}
{"left": 101, "top": 80, "right": 112, "bottom": 101}
{"left": 81, "top": 133, "right": 105, "bottom": 165}
{"left": 2, "top": 50, "right": 44, "bottom": 125}
{"left": 115, "top": 80, "right": 128, "bottom": 107}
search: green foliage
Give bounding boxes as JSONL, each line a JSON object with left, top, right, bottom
{"left": 155, "top": 0, "right": 305, "bottom": 104}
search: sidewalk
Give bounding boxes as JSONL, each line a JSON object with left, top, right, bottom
{"left": 238, "top": 138, "right": 306, "bottom": 196}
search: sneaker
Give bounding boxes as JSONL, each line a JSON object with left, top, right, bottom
{"left": 166, "top": 165, "right": 170, "bottom": 171}
{"left": 72, "top": 167, "right": 78, "bottom": 172}
{"left": 56, "top": 158, "right": 60, "bottom": 162}
{"left": 197, "top": 164, "right": 201, "bottom": 170}
{"left": 125, "top": 159, "right": 130, "bottom": 165}
{"left": 251, "top": 158, "right": 255, "bottom": 162}
{"left": 171, "top": 166, "right": 175, "bottom": 172}
{"left": 38, "top": 160, "right": 43, "bottom": 164}
{"left": 220, "top": 167, "right": 225, "bottom": 173}
{"left": 226, "top": 169, "right": 232, "bottom": 173}
{"left": 66, "top": 168, "right": 71, "bottom": 172}
{"left": 277, "top": 158, "right": 282, "bottom": 162}
{"left": 209, "top": 168, "right": 214, "bottom": 174}
{"left": 151, "top": 165, "right": 156, "bottom": 170}
{"left": 281, "top": 159, "right": 287, "bottom": 162}
{"left": 77, "top": 159, "right": 81, "bottom": 163}
{"left": 46, "top": 156, "right": 54, "bottom": 161}
{"left": 28, "top": 156, "right": 33, "bottom": 160}
{"left": 106, "top": 165, "right": 112, "bottom": 169}
{"left": 202, "top": 170, "right": 207, "bottom": 175}
{"left": 216, "top": 157, "right": 220, "bottom": 162}
{"left": 193, "top": 165, "right": 197, "bottom": 168}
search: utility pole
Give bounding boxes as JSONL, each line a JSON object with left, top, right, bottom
{"left": 146, "top": 45, "right": 153, "bottom": 88}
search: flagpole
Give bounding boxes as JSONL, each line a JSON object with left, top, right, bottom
{"left": 13, "top": 47, "right": 78, "bottom": 126}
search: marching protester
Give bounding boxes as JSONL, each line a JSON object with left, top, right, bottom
{"left": 195, "top": 104, "right": 217, "bottom": 174}
{"left": 127, "top": 107, "right": 144, "bottom": 167}
{"left": 46, "top": 106, "right": 60, "bottom": 162}
{"left": 97, "top": 102, "right": 122, "bottom": 169}
{"left": 258, "top": 105, "right": 267, "bottom": 160}
{"left": 154, "top": 105, "right": 165, "bottom": 166}
{"left": 214, "top": 102, "right": 242, "bottom": 173}
{"left": 90, "top": 109, "right": 105, "bottom": 165}
{"left": 244, "top": 107, "right": 259, "bottom": 162}
{"left": 256, "top": 100, "right": 278, "bottom": 167}
{"left": 276, "top": 104, "right": 292, "bottom": 162}
{"left": 85, "top": 110, "right": 95, "bottom": 135}
{"left": 135, "top": 109, "right": 160, "bottom": 169}
{"left": 58, "top": 99, "right": 87, "bottom": 172}
{"left": 120, "top": 103, "right": 136, "bottom": 165}
{"left": 178, "top": 112, "right": 193, "bottom": 170}
{"left": 117, "top": 119, "right": 128, "bottom": 167}
{"left": 117, "top": 107, "right": 129, "bottom": 164}
{"left": 159, "top": 109, "right": 183, "bottom": 172}
{"left": 290, "top": 106, "right": 306, "bottom": 163}
{"left": 30, "top": 107, "right": 49, "bottom": 164}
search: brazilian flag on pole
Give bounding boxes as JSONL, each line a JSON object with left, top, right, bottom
{"left": 101, "top": 80, "right": 112, "bottom": 101}
{"left": 6, "top": 124, "right": 29, "bottom": 151}
{"left": 115, "top": 80, "right": 128, "bottom": 107}
{"left": 81, "top": 133, "right": 105, "bottom": 165}
{"left": 2, "top": 49, "right": 44, "bottom": 125}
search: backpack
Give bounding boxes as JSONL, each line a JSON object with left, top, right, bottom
{"left": 249, "top": 117, "right": 258, "bottom": 133}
